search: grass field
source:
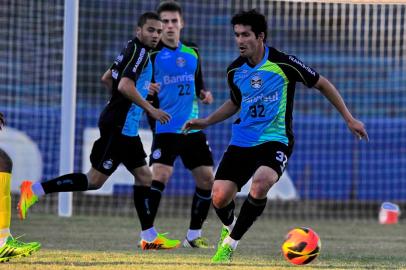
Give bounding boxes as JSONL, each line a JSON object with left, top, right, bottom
{"left": 1, "top": 214, "right": 405, "bottom": 269}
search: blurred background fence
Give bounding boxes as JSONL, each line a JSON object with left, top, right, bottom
{"left": 1, "top": 0, "right": 405, "bottom": 219}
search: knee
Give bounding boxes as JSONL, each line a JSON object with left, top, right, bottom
{"left": 135, "top": 169, "right": 152, "bottom": 186}
{"left": 86, "top": 172, "right": 107, "bottom": 190}
{"left": 193, "top": 166, "right": 214, "bottom": 190}
{"left": 87, "top": 180, "right": 103, "bottom": 190}
{"left": 152, "top": 165, "right": 172, "bottom": 183}
{"left": 196, "top": 174, "right": 214, "bottom": 190}
{"left": 212, "top": 185, "right": 230, "bottom": 208}
{"left": 250, "top": 176, "right": 277, "bottom": 198}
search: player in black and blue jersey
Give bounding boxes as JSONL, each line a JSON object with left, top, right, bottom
{"left": 146, "top": 1, "right": 215, "bottom": 249}
{"left": 183, "top": 10, "right": 369, "bottom": 263}
{"left": 17, "top": 12, "right": 180, "bottom": 250}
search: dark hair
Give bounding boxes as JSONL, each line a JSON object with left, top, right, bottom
{"left": 231, "top": 9, "right": 268, "bottom": 42}
{"left": 137, "top": 12, "right": 161, "bottom": 27}
{"left": 156, "top": 1, "right": 182, "bottom": 15}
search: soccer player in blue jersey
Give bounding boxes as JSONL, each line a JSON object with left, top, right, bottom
{"left": 183, "top": 10, "right": 369, "bottom": 263}
{"left": 0, "top": 114, "right": 41, "bottom": 262}
{"left": 146, "top": 1, "right": 215, "bottom": 248}
{"left": 17, "top": 12, "right": 181, "bottom": 250}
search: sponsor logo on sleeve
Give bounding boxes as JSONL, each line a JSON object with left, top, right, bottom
{"left": 288, "top": 56, "right": 315, "bottom": 76}
{"left": 132, "top": 48, "right": 146, "bottom": 73}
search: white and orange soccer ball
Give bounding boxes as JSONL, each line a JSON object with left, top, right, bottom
{"left": 281, "top": 227, "right": 321, "bottom": 265}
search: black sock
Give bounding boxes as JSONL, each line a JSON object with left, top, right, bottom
{"left": 189, "top": 187, "right": 212, "bottom": 230}
{"left": 214, "top": 200, "right": 235, "bottom": 226}
{"left": 148, "top": 180, "right": 165, "bottom": 221}
{"left": 133, "top": 185, "right": 153, "bottom": 230}
{"left": 41, "top": 173, "right": 88, "bottom": 194}
{"left": 230, "top": 194, "right": 267, "bottom": 240}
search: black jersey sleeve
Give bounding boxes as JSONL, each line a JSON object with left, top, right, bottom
{"left": 271, "top": 48, "right": 320, "bottom": 88}
{"left": 121, "top": 43, "right": 149, "bottom": 82}
{"left": 227, "top": 67, "right": 242, "bottom": 106}
{"left": 109, "top": 40, "right": 132, "bottom": 78}
{"left": 194, "top": 50, "right": 206, "bottom": 95}
{"left": 226, "top": 57, "right": 246, "bottom": 106}
{"left": 146, "top": 49, "right": 160, "bottom": 108}
{"left": 184, "top": 41, "right": 206, "bottom": 96}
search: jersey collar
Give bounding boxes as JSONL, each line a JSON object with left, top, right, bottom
{"left": 245, "top": 45, "right": 269, "bottom": 69}
{"left": 161, "top": 40, "right": 181, "bottom": 51}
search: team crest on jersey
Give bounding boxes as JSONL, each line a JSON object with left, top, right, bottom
{"left": 176, "top": 57, "right": 186, "bottom": 67}
{"left": 103, "top": 159, "right": 113, "bottom": 170}
{"left": 250, "top": 74, "right": 263, "bottom": 89}
{"left": 152, "top": 149, "right": 161, "bottom": 159}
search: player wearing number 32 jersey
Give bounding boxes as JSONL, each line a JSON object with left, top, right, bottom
{"left": 183, "top": 9, "right": 368, "bottom": 263}
{"left": 227, "top": 45, "right": 319, "bottom": 148}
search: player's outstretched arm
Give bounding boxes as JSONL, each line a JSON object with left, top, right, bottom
{"left": 118, "top": 77, "right": 171, "bottom": 124}
{"left": 183, "top": 99, "right": 239, "bottom": 133}
{"left": 314, "top": 75, "right": 369, "bottom": 141}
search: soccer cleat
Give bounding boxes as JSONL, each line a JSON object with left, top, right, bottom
{"left": 140, "top": 233, "right": 180, "bottom": 250}
{"left": 211, "top": 243, "right": 234, "bottom": 263}
{"left": 182, "top": 237, "right": 212, "bottom": 248}
{"left": 0, "top": 236, "right": 41, "bottom": 263}
{"left": 217, "top": 226, "right": 230, "bottom": 248}
{"left": 18, "top": 181, "right": 38, "bottom": 220}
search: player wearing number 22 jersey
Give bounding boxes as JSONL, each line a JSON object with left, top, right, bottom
{"left": 150, "top": 40, "right": 206, "bottom": 134}
{"left": 147, "top": 38, "right": 214, "bottom": 248}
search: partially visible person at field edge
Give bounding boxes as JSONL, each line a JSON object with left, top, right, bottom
{"left": 0, "top": 113, "right": 41, "bottom": 262}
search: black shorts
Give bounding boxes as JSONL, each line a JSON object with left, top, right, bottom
{"left": 214, "top": 141, "right": 292, "bottom": 191}
{"left": 150, "top": 131, "right": 213, "bottom": 170}
{"left": 90, "top": 130, "right": 147, "bottom": 176}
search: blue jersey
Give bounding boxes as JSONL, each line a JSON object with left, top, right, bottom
{"left": 227, "top": 46, "right": 320, "bottom": 147}
{"left": 150, "top": 41, "right": 205, "bottom": 134}
{"left": 98, "top": 38, "right": 152, "bottom": 137}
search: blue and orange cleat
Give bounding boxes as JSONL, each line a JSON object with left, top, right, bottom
{"left": 17, "top": 181, "right": 38, "bottom": 220}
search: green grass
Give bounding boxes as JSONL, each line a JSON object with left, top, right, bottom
{"left": 1, "top": 214, "right": 405, "bottom": 269}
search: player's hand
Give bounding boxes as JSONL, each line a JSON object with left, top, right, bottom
{"left": 200, "top": 90, "right": 213, "bottom": 104}
{"left": 0, "top": 112, "right": 5, "bottom": 130}
{"left": 347, "top": 118, "right": 369, "bottom": 141}
{"left": 148, "top": 83, "right": 161, "bottom": 95}
{"left": 149, "top": 108, "right": 171, "bottom": 124}
{"left": 182, "top": 118, "right": 209, "bottom": 134}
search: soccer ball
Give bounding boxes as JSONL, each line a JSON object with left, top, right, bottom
{"left": 281, "top": 227, "right": 321, "bottom": 265}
